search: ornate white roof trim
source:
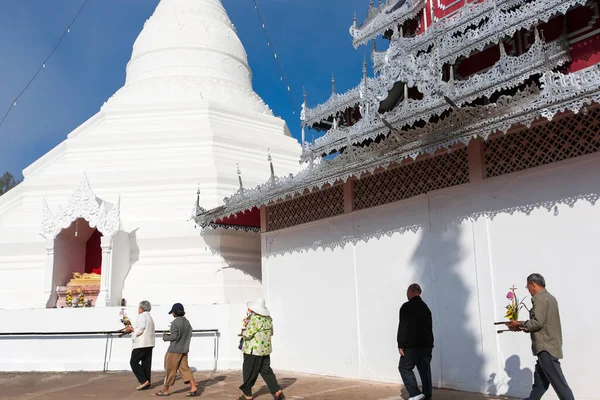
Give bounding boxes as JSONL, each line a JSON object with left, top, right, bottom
{"left": 305, "top": 0, "right": 581, "bottom": 144}
{"left": 302, "top": 34, "right": 570, "bottom": 160}
{"left": 193, "top": 65, "right": 600, "bottom": 226}
{"left": 350, "top": 0, "right": 427, "bottom": 48}
{"left": 302, "top": 86, "right": 362, "bottom": 126}
{"left": 384, "top": 0, "right": 586, "bottom": 67}
{"left": 197, "top": 222, "right": 260, "bottom": 233}
{"left": 41, "top": 175, "right": 121, "bottom": 240}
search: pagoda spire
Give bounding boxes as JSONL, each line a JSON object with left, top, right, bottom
{"left": 237, "top": 163, "right": 244, "bottom": 190}
{"left": 353, "top": 11, "right": 357, "bottom": 28}
{"left": 362, "top": 55, "right": 368, "bottom": 83}
{"left": 331, "top": 73, "right": 336, "bottom": 95}
{"left": 301, "top": 87, "right": 307, "bottom": 146}
{"left": 268, "top": 150, "right": 275, "bottom": 178}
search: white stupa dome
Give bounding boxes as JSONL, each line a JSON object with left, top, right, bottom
{"left": 102, "top": 0, "right": 272, "bottom": 114}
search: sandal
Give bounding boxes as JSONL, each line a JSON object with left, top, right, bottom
{"left": 156, "top": 390, "right": 170, "bottom": 396}
{"left": 274, "top": 393, "right": 286, "bottom": 400}
{"left": 186, "top": 391, "right": 200, "bottom": 397}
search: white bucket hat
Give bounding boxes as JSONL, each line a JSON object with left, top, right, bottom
{"left": 247, "top": 297, "right": 270, "bottom": 316}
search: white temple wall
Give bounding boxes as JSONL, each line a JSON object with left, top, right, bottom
{"left": 0, "top": 304, "right": 247, "bottom": 372}
{"left": 264, "top": 235, "right": 360, "bottom": 378}
{"left": 262, "top": 154, "right": 600, "bottom": 399}
{"left": 109, "top": 231, "right": 132, "bottom": 306}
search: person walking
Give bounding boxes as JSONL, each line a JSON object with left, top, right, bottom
{"left": 239, "top": 297, "right": 285, "bottom": 400}
{"left": 156, "top": 303, "right": 199, "bottom": 397}
{"left": 507, "top": 273, "right": 575, "bottom": 400}
{"left": 397, "top": 283, "right": 434, "bottom": 400}
{"left": 125, "top": 300, "right": 155, "bottom": 390}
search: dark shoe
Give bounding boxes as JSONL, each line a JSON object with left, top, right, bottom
{"left": 274, "top": 392, "right": 286, "bottom": 400}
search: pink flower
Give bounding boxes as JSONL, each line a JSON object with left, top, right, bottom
{"left": 506, "top": 291, "right": 515, "bottom": 300}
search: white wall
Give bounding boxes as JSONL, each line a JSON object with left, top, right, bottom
{"left": 110, "top": 230, "right": 132, "bottom": 306}
{"left": 262, "top": 153, "right": 600, "bottom": 399}
{"left": 0, "top": 304, "right": 248, "bottom": 372}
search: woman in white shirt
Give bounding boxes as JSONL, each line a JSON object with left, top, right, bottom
{"left": 125, "top": 300, "right": 156, "bottom": 390}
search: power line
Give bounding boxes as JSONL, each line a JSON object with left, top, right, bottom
{"left": 252, "top": 0, "right": 300, "bottom": 116}
{"left": 0, "top": 0, "right": 89, "bottom": 130}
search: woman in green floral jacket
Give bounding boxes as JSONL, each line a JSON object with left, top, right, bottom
{"left": 238, "top": 297, "right": 285, "bottom": 400}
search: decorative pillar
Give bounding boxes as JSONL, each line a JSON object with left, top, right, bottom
{"left": 95, "top": 235, "right": 114, "bottom": 307}
{"left": 260, "top": 205, "right": 268, "bottom": 233}
{"left": 343, "top": 180, "right": 354, "bottom": 213}
{"left": 43, "top": 237, "right": 56, "bottom": 308}
{"left": 467, "top": 137, "right": 485, "bottom": 183}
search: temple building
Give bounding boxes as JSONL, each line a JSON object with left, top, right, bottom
{"left": 195, "top": 0, "right": 600, "bottom": 398}
{"left": 0, "top": 0, "right": 300, "bottom": 370}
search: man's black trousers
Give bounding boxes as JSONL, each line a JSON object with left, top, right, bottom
{"left": 130, "top": 347, "right": 153, "bottom": 384}
{"left": 398, "top": 347, "right": 432, "bottom": 399}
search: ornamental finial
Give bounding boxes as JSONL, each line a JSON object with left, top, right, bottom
{"left": 331, "top": 73, "right": 335, "bottom": 95}
{"left": 303, "top": 86, "right": 307, "bottom": 105}
{"left": 353, "top": 11, "right": 357, "bottom": 25}
{"left": 237, "top": 163, "right": 244, "bottom": 190}
{"left": 369, "top": 0, "right": 373, "bottom": 8}
{"left": 362, "top": 55, "right": 368, "bottom": 81}
{"left": 268, "top": 149, "right": 275, "bottom": 178}
{"left": 196, "top": 184, "right": 201, "bottom": 210}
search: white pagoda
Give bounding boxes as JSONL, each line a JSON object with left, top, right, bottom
{"left": 0, "top": 0, "right": 301, "bottom": 310}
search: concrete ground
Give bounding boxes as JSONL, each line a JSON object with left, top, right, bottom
{"left": 0, "top": 371, "right": 510, "bottom": 400}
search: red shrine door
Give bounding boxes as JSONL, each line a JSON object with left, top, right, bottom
{"left": 85, "top": 229, "right": 103, "bottom": 274}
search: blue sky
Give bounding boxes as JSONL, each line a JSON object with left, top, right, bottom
{"left": 0, "top": 0, "right": 375, "bottom": 179}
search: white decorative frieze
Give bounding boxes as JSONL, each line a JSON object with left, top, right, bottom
{"left": 303, "top": 33, "right": 571, "bottom": 160}
{"left": 305, "top": 0, "right": 586, "bottom": 156}
{"left": 40, "top": 175, "right": 121, "bottom": 240}
{"left": 350, "top": 0, "right": 427, "bottom": 48}
{"left": 302, "top": 86, "right": 362, "bottom": 126}
{"left": 194, "top": 64, "right": 600, "bottom": 226}
{"left": 384, "top": 0, "right": 586, "bottom": 66}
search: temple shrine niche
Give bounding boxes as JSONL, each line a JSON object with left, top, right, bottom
{"left": 40, "top": 174, "right": 129, "bottom": 308}
{"left": 54, "top": 220, "right": 103, "bottom": 308}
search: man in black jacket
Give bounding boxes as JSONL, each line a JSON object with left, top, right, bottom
{"left": 397, "top": 283, "right": 434, "bottom": 400}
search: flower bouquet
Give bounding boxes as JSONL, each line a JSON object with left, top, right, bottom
{"left": 118, "top": 308, "right": 132, "bottom": 336}
{"left": 495, "top": 286, "right": 529, "bottom": 333}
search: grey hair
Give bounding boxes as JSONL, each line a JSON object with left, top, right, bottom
{"left": 139, "top": 300, "right": 152, "bottom": 312}
{"left": 527, "top": 273, "right": 546, "bottom": 288}
{"left": 408, "top": 283, "right": 422, "bottom": 294}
